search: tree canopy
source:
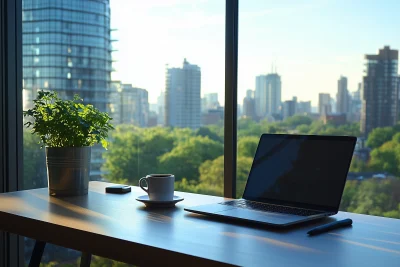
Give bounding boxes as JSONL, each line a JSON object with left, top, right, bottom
{"left": 102, "top": 126, "right": 176, "bottom": 185}
{"left": 22, "top": 113, "right": 400, "bottom": 221}
{"left": 159, "top": 136, "right": 223, "bottom": 181}
{"left": 284, "top": 115, "right": 313, "bottom": 128}
{"left": 366, "top": 126, "right": 398, "bottom": 149}
{"left": 237, "top": 136, "right": 259, "bottom": 158}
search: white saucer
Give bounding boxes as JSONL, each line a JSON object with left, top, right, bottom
{"left": 136, "top": 195, "right": 184, "bottom": 208}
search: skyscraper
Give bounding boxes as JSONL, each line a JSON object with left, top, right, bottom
{"left": 22, "top": 0, "right": 113, "bottom": 180}
{"left": 242, "top": 89, "right": 256, "bottom": 120}
{"left": 136, "top": 88, "right": 149, "bottom": 127}
{"left": 330, "top": 97, "right": 337, "bottom": 114}
{"left": 297, "top": 101, "right": 311, "bottom": 114}
{"left": 349, "top": 82, "right": 362, "bottom": 122}
{"left": 157, "top": 91, "right": 165, "bottom": 126}
{"left": 165, "top": 58, "right": 201, "bottom": 129}
{"left": 282, "top": 98, "right": 297, "bottom": 120}
{"left": 203, "top": 93, "right": 220, "bottom": 110}
{"left": 22, "top": 0, "right": 112, "bottom": 112}
{"left": 115, "top": 84, "right": 149, "bottom": 127}
{"left": 319, "top": 93, "right": 332, "bottom": 115}
{"left": 354, "top": 83, "right": 362, "bottom": 102}
{"left": 255, "top": 73, "right": 281, "bottom": 117}
{"left": 110, "top": 81, "right": 122, "bottom": 124}
{"left": 336, "top": 76, "right": 350, "bottom": 115}
{"left": 361, "top": 46, "right": 399, "bottom": 136}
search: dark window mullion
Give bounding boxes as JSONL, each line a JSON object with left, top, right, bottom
{"left": 224, "top": 0, "right": 238, "bottom": 199}
{"left": 1, "top": 0, "right": 23, "bottom": 266}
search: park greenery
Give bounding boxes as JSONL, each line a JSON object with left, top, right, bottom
{"left": 24, "top": 115, "right": 400, "bottom": 219}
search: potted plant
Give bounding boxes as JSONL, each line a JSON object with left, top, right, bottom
{"left": 24, "top": 91, "right": 113, "bottom": 196}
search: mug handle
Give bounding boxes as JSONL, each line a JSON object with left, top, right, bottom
{"left": 139, "top": 177, "right": 148, "bottom": 193}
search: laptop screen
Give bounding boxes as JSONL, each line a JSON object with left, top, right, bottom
{"left": 243, "top": 134, "right": 356, "bottom": 210}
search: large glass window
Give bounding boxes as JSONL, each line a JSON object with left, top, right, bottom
{"left": 22, "top": 0, "right": 224, "bottom": 265}
{"left": 18, "top": 0, "right": 400, "bottom": 265}
{"left": 237, "top": 0, "right": 400, "bottom": 219}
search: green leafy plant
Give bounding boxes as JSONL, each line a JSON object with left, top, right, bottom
{"left": 24, "top": 91, "right": 114, "bottom": 149}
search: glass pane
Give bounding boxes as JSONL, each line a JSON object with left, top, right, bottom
{"left": 237, "top": 0, "right": 400, "bottom": 219}
{"left": 107, "top": 0, "right": 225, "bottom": 197}
{"left": 22, "top": 0, "right": 224, "bottom": 265}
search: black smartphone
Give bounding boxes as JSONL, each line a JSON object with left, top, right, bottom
{"left": 105, "top": 185, "right": 131, "bottom": 194}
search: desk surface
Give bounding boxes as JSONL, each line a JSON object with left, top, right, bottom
{"left": 0, "top": 182, "right": 399, "bottom": 266}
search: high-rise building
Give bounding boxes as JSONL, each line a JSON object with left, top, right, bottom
{"left": 201, "top": 107, "right": 224, "bottom": 125}
{"left": 201, "top": 97, "right": 207, "bottom": 114}
{"left": 22, "top": 0, "right": 113, "bottom": 180}
{"left": 165, "top": 58, "right": 201, "bottom": 129}
{"left": 237, "top": 104, "right": 242, "bottom": 118}
{"left": 336, "top": 76, "right": 350, "bottom": 115}
{"left": 255, "top": 73, "right": 281, "bottom": 117}
{"left": 203, "top": 93, "right": 220, "bottom": 111}
{"left": 353, "top": 83, "right": 362, "bottom": 102}
{"left": 361, "top": 46, "right": 399, "bottom": 136}
{"left": 111, "top": 84, "right": 149, "bottom": 127}
{"left": 282, "top": 98, "right": 297, "bottom": 120}
{"left": 319, "top": 93, "right": 332, "bottom": 115}
{"left": 157, "top": 91, "right": 165, "bottom": 126}
{"left": 120, "top": 84, "right": 149, "bottom": 127}
{"left": 23, "top": 0, "right": 113, "bottom": 112}
{"left": 242, "top": 89, "right": 256, "bottom": 120}
{"left": 147, "top": 111, "right": 158, "bottom": 127}
{"left": 149, "top": 103, "right": 158, "bottom": 113}
{"left": 136, "top": 88, "right": 149, "bottom": 127}
{"left": 110, "top": 81, "right": 122, "bottom": 124}
{"left": 297, "top": 101, "right": 311, "bottom": 114}
{"left": 330, "top": 97, "right": 337, "bottom": 114}
{"left": 349, "top": 82, "right": 362, "bottom": 122}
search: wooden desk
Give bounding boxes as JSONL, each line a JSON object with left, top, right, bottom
{"left": 0, "top": 181, "right": 399, "bottom": 267}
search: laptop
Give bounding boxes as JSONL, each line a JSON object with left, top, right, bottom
{"left": 184, "top": 134, "right": 356, "bottom": 227}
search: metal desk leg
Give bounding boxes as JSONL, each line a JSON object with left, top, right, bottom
{"left": 80, "top": 252, "right": 92, "bottom": 267}
{"left": 28, "top": 240, "right": 46, "bottom": 267}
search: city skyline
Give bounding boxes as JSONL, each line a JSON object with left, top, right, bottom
{"left": 110, "top": 0, "right": 400, "bottom": 105}
{"left": 21, "top": 0, "right": 400, "bottom": 126}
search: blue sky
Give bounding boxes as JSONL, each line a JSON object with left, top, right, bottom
{"left": 110, "top": 0, "right": 400, "bottom": 105}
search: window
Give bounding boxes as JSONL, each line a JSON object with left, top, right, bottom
{"left": 2, "top": 0, "right": 396, "bottom": 265}
{"left": 237, "top": 0, "right": 400, "bottom": 219}
{"left": 22, "top": 0, "right": 224, "bottom": 265}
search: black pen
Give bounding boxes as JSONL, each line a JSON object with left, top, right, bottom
{"left": 307, "top": 218, "right": 353, "bottom": 236}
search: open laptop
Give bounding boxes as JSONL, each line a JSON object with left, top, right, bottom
{"left": 184, "top": 134, "right": 356, "bottom": 227}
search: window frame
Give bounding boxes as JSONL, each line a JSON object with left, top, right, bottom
{"left": 1, "top": 0, "right": 24, "bottom": 265}
{"left": 224, "top": 0, "right": 238, "bottom": 199}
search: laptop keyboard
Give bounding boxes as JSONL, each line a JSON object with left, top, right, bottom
{"left": 220, "top": 199, "right": 323, "bottom": 217}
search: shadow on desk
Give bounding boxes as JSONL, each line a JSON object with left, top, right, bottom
{"left": 184, "top": 211, "right": 337, "bottom": 233}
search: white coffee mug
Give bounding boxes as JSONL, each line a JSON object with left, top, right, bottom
{"left": 139, "top": 174, "right": 175, "bottom": 201}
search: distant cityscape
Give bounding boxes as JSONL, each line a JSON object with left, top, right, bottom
{"left": 22, "top": 0, "right": 399, "bottom": 181}
{"left": 240, "top": 46, "right": 398, "bottom": 137}
{"left": 107, "top": 46, "right": 399, "bottom": 141}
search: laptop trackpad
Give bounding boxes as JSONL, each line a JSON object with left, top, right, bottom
{"left": 215, "top": 208, "right": 303, "bottom": 225}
